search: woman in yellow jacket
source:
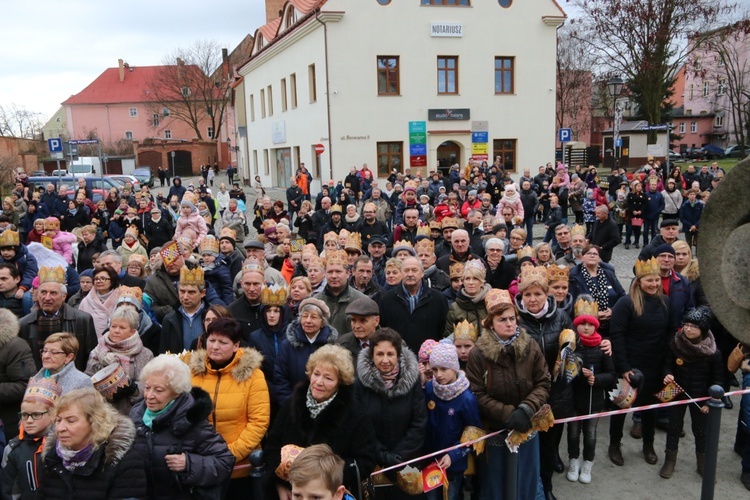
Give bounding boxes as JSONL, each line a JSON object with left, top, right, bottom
{"left": 186, "top": 317, "right": 271, "bottom": 499}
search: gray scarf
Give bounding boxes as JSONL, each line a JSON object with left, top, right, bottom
{"left": 305, "top": 387, "right": 337, "bottom": 419}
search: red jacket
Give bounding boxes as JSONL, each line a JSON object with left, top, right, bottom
{"left": 460, "top": 199, "right": 482, "bottom": 218}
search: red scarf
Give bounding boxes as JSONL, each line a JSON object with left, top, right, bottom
{"left": 579, "top": 332, "right": 602, "bottom": 347}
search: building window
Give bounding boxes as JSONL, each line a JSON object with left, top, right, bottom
{"left": 377, "top": 56, "right": 400, "bottom": 95}
{"left": 129, "top": 107, "right": 137, "bottom": 117}
{"left": 690, "top": 122, "right": 697, "bottom": 133}
{"left": 685, "top": 109, "right": 692, "bottom": 116}
{"left": 207, "top": 127, "right": 214, "bottom": 139}
{"left": 437, "top": 56, "right": 458, "bottom": 94}
{"left": 291, "top": 73, "right": 298, "bottom": 108}
{"left": 679, "top": 122, "right": 685, "bottom": 134}
{"left": 281, "top": 78, "right": 288, "bottom": 111}
{"left": 703, "top": 82, "right": 710, "bottom": 97}
{"left": 309, "top": 64, "right": 317, "bottom": 103}
{"left": 494, "top": 57, "right": 514, "bottom": 94}
{"left": 180, "top": 86, "right": 191, "bottom": 98}
{"left": 125, "top": 131, "right": 133, "bottom": 140}
{"left": 718, "top": 79, "right": 726, "bottom": 96}
{"left": 376, "top": 141, "right": 403, "bottom": 177}
{"left": 250, "top": 94, "right": 256, "bottom": 122}
{"left": 421, "top": 0, "right": 470, "bottom": 5}
{"left": 267, "top": 85, "right": 274, "bottom": 116}
{"left": 152, "top": 113, "right": 160, "bottom": 127}
{"left": 260, "top": 88, "right": 266, "bottom": 118}
{"left": 715, "top": 114, "right": 724, "bottom": 128}
{"left": 162, "top": 107, "right": 170, "bottom": 117}
{"left": 689, "top": 84, "right": 694, "bottom": 100}
{"left": 492, "top": 139, "right": 516, "bottom": 172}
{"left": 165, "top": 130, "right": 172, "bottom": 139}
{"left": 253, "top": 150, "right": 259, "bottom": 175}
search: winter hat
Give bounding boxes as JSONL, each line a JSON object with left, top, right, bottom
{"left": 654, "top": 243, "right": 675, "bottom": 257}
{"left": 80, "top": 269, "right": 95, "bottom": 280}
{"left": 683, "top": 307, "right": 712, "bottom": 335}
{"left": 299, "top": 298, "right": 331, "bottom": 321}
{"left": 468, "top": 189, "right": 478, "bottom": 197}
{"left": 418, "top": 339, "right": 439, "bottom": 364}
{"left": 573, "top": 314, "right": 600, "bottom": 330}
{"left": 180, "top": 198, "right": 196, "bottom": 212}
{"left": 429, "top": 342, "right": 461, "bottom": 372}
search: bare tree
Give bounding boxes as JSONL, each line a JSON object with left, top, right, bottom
{"left": 557, "top": 26, "right": 595, "bottom": 142}
{"left": 570, "top": 0, "right": 736, "bottom": 141}
{"left": 144, "top": 40, "right": 231, "bottom": 141}
{"left": 0, "top": 104, "right": 45, "bottom": 139}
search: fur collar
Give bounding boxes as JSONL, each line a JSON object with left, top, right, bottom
{"left": 187, "top": 347, "right": 263, "bottom": 382}
{"left": 475, "top": 328, "right": 532, "bottom": 364}
{"left": 43, "top": 414, "right": 135, "bottom": 466}
{"left": 0, "top": 308, "right": 20, "bottom": 348}
{"left": 284, "top": 320, "right": 339, "bottom": 349}
{"left": 132, "top": 387, "right": 214, "bottom": 437}
{"left": 356, "top": 346, "right": 419, "bottom": 398}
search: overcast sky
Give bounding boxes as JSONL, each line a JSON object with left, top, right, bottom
{"left": 1, "top": 0, "right": 266, "bottom": 121}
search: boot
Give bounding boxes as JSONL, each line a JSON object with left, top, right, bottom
{"left": 609, "top": 443, "right": 624, "bottom": 466}
{"left": 742, "top": 471, "right": 750, "bottom": 491}
{"left": 630, "top": 421, "right": 643, "bottom": 439}
{"left": 696, "top": 452, "right": 705, "bottom": 477}
{"left": 659, "top": 450, "right": 677, "bottom": 478}
{"left": 579, "top": 460, "right": 594, "bottom": 484}
{"left": 566, "top": 458, "right": 580, "bottom": 482}
{"left": 555, "top": 453, "right": 564, "bottom": 473}
{"left": 643, "top": 443, "right": 658, "bottom": 464}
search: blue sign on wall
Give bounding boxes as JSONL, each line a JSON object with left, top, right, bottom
{"left": 472, "top": 131, "right": 489, "bottom": 143}
{"left": 409, "top": 121, "right": 426, "bottom": 134}
{"left": 410, "top": 143, "right": 427, "bottom": 156}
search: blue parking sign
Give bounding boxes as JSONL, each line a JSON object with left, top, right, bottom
{"left": 48, "top": 138, "right": 63, "bottom": 153}
{"left": 558, "top": 128, "right": 572, "bottom": 143}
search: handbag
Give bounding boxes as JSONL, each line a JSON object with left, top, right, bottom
{"left": 630, "top": 217, "right": 643, "bottom": 227}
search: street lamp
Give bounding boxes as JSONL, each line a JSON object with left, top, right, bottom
{"left": 607, "top": 75, "right": 624, "bottom": 168}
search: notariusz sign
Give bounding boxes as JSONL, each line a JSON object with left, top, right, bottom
{"left": 431, "top": 23, "right": 463, "bottom": 37}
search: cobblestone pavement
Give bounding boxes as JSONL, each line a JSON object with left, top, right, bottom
{"left": 156, "top": 176, "right": 747, "bottom": 497}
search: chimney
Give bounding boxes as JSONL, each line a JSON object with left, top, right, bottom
{"left": 118, "top": 58, "right": 125, "bottom": 82}
{"left": 265, "top": 0, "right": 285, "bottom": 23}
{"left": 176, "top": 57, "right": 185, "bottom": 66}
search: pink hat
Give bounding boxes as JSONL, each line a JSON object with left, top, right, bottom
{"left": 418, "top": 339, "right": 439, "bottom": 363}
{"left": 429, "top": 342, "right": 460, "bottom": 372}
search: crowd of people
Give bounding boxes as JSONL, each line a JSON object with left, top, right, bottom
{"left": 0, "top": 157, "right": 747, "bottom": 499}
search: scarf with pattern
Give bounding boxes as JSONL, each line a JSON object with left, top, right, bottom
{"left": 432, "top": 371, "right": 471, "bottom": 401}
{"left": 306, "top": 387, "right": 337, "bottom": 419}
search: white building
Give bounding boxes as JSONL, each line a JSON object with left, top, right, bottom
{"left": 236, "top": 0, "right": 566, "bottom": 191}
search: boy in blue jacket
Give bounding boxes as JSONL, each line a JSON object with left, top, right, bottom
{"left": 424, "top": 342, "right": 482, "bottom": 500}
{"left": 679, "top": 188, "right": 703, "bottom": 251}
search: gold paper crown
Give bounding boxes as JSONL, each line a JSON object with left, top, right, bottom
{"left": 404, "top": 180, "right": 418, "bottom": 191}
{"left": 219, "top": 227, "right": 237, "bottom": 241}
{"left": 465, "top": 259, "right": 486, "bottom": 276}
{"left": 429, "top": 220, "right": 442, "bottom": 231}
{"left": 485, "top": 289, "right": 513, "bottom": 314}
{"left": 547, "top": 264, "right": 569, "bottom": 283}
{"left": 0, "top": 229, "right": 20, "bottom": 247}
{"left": 302, "top": 243, "right": 318, "bottom": 256}
{"left": 324, "top": 231, "right": 338, "bottom": 243}
{"left": 308, "top": 255, "right": 325, "bottom": 270}
{"left": 261, "top": 284, "right": 289, "bottom": 307}
{"left": 242, "top": 258, "right": 265, "bottom": 276}
{"left": 344, "top": 232, "right": 362, "bottom": 252}
{"left": 199, "top": 236, "right": 220, "bottom": 255}
{"left": 454, "top": 319, "right": 478, "bottom": 342}
{"left": 125, "top": 226, "right": 139, "bottom": 239}
{"left": 24, "top": 377, "right": 62, "bottom": 407}
{"left": 517, "top": 246, "right": 536, "bottom": 261}
{"left": 635, "top": 257, "right": 660, "bottom": 278}
{"left": 392, "top": 240, "right": 414, "bottom": 254}
{"left": 39, "top": 266, "right": 66, "bottom": 285}
{"left": 574, "top": 298, "right": 599, "bottom": 318}
{"left": 441, "top": 217, "right": 459, "bottom": 229}
{"left": 449, "top": 262, "right": 466, "bottom": 280}
{"left": 416, "top": 225, "right": 431, "bottom": 238}
{"left": 118, "top": 285, "right": 143, "bottom": 303}
{"left": 330, "top": 204, "right": 342, "bottom": 214}
{"left": 520, "top": 265, "right": 549, "bottom": 287}
{"left": 414, "top": 238, "right": 434, "bottom": 254}
{"left": 512, "top": 215, "right": 524, "bottom": 227}
{"left": 571, "top": 224, "right": 586, "bottom": 238}
{"left": 128, "top": 254, "right": 147, "bottom": 267}
{"left": 45, "top": 217, "right": 60, "bottom": 231}
{"left": 326, "top": 249, "right": 349, "bottom": 268}
{"left": 179, "top": 266, "right": 205, "bottom": 287}
{"left": 290, "top": 237, "right": 306, "bottom": 253}
{"left": 182, "top": 192, "right": 199, "bottom": 206}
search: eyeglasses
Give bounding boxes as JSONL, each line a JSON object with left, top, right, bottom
{"left": 40, "top": 349, "right": 66, "bottom": 356}
{"left": 94, "top": 277, "right": 111, "bottom": 282}
{"left": 18, "top": 411, "right": 49, "bottom": 421}
{"left": 495, "top": 315, "right": 517, "bottom": 323}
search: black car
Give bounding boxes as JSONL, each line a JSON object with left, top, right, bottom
{"left": 133, "top": 166, "right": 154, "bottom": 188}
{"left": 725, "top": 145, "right": 750, "bottom": 159}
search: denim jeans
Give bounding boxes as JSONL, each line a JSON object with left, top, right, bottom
{"left": 567, "top": 418, "right": 599, "bottom": 462}
{"left": 524, "top": 216, "right": 535, "bottom": 246}
{"left": 643, "top": 218, "right": 659, "bottom": 245}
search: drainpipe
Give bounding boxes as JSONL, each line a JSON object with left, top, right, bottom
{"left": 314, "top": 9, "right": 334, "bottom": 182}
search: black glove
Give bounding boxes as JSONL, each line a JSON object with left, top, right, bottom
{"left": 505, "top": 408, "right": 532, "bottom": 433}
{"left": 377, "top": 451, "right": 403, "bottom": 467}
{"left": 112, "top": 380, "right": 138, "bottom": 401}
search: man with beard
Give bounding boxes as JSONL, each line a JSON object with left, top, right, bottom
{"left": 415, "top": 237, "right": 450, "bottom": 291}
{"left": 313, "top": 250, "right": 365, "bottom": 336}
{"left": 556, "top": 224, "right": 586, "bottom": 267}
{"left": 589, "top": 205, "right": 620, "bottom": 263}
{"left": 356, "top": 202, "right": 390, "bottom": 247}
{"left": 317, "top": 203, "right": 345, "bottom": 250}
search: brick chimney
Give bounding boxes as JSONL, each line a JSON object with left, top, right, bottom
{"left": 265, "top": 0, "right": 285, "bottom": 23}
{"left": 118, "top": 59, "right": 125, "bottom": 82}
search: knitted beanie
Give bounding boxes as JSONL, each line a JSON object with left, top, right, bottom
{"left": 418, "top": 339, "right": 439, "bottom": 364}
{"left": 429, "top": 342, "right": 461, "bottom": 372}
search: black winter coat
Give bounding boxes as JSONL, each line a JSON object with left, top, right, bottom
{"left": 663, "top": 332, "right": 724, "bottom": 399}
{"left": 355, "top": 347, "right": 426, "bottom": 465}
{"left": 38, "top": 415, "right": 147, "bottom": 500}
{"left": 144, "top": 216, "right": 174, "bottom": 252}
{"left": 130, "top": 387, "right": 235, "bottom": 500}
{"left": 263, "top": 383, "right": 377, "bottom": 499}
{"left": 77, "top": 236, "right": 108, "bottom": 273}
{"left": 572, "top": 342, "right": 617, "bottom": 415}
{"left": 378, "top": 281, "right": 448, "bottom": 354}
{"left": 516, "top": 295, "right": 575, "bottom": 417}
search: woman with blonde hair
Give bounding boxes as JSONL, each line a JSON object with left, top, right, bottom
{"left": 535, "top": 241, "right": 554, "bottom": 267}
{"left": 671, "top": 240, "right": 707, "bottom": 307}
{"left": 288, "top": 276, "right": 312, "bottom": 317}
{"left": 32, "top": 332, "right": 93, "bottom": 394}
{"left": 38, "top": 388, "right": 147, "bottom": 498}
{"left": 444, "top": 260, "right": 491, "bottom": 337}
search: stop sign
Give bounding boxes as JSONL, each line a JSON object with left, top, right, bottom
{"left": 314, "top": 143, "right": 325, "bottom": 155}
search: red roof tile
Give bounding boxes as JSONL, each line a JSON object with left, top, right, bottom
{"left": 258, "top": 18, "right": 282, "bottom": 43}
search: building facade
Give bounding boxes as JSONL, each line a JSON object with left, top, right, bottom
{"left": 237, "top": 0, "right": 566, "bottom": 190}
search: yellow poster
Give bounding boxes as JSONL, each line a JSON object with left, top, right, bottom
{"left": 472, "top": 143, "right": 488, "bottom": 154}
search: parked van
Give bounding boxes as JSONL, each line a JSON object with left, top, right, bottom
{"left": 28, "top": 176, "right": 121, "bottom": 203}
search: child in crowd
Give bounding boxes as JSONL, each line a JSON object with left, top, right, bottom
{"left": 174, "top": 193, "right": 208, "bottom": 246}
{"left": 566, "top": 297, "right": 616, "bottom": 484}
{"left": 0, "top": 378, "right": 62, "bottom": 499}
{"left": 659, "top": 307, "right": 723, "bottom": 479}
{"left": 43, "top": 217, "right": 76, "bottom": 265}
{"left": 452, "top": 320, "right": 477, "bottom": 371}
{"left": 116, "top": 227, "right": 148, "bottom": 267}
{"left": 609, "top": 191, "right": 628, "bottom": 239}
{"left": 418, "top": 339, "right": 438, "bottom": 388}
{"left": 424, "top": 342, "right": 482, "bottom": 500}
{"left": 543, "top": 195, "right": 562, "bottom": 244}
{"left": 583, "top": 190, "right": 596, "bottom": 237}
{"left": 288, "top": 444, "right": 355, "bottom": 500}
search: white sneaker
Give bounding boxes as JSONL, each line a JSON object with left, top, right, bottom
{"left": 567, "top": 458, "right": 580, "bottom": 482}
{"left": 579, "top": 460, "right": 594, "bottom": 484}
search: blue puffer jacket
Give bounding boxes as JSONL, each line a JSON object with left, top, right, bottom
{"left": 644, "top": 190, "right": 665, "bottom": 220}
{"left": 248, "top": 305, "right": 292, "bottom": 388}
{"left": 271, "top": 320, "right": 339, "bottom": 405}
{"left": 679, "top": 200, "right": 704, "bottom": 232}
{"left": 0, "top": 243, "right": 38, "bottom": 291}
{"left": 202, "top": 254, "right": 234, "bottom": 305}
